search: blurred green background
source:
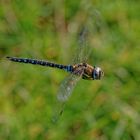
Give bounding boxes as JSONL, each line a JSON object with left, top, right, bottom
{"left": 0, "top": 0, "right": 140, "bottom": 140}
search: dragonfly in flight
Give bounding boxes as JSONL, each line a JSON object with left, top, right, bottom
{"left": 6, "top": 56, "right": 103, "bottom": 80}
{"left": 6, "top": 27, "right": 104, "bottom": 121}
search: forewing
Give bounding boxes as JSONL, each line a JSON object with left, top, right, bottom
{"left": 72, "top": 26, "right": 92, "bottom": 65}
{"left": 57, "top": 72, "right": 82, "bottom": 102}
{"left": 52, "top": 74, "right": 80, "bottom": 122}
{"left": 52, "top": 66, "right": 85, "bottom": 122}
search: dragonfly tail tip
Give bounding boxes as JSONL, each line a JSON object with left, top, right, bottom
{"left": 6, "top": 56, "right": 10, "bottom": 59}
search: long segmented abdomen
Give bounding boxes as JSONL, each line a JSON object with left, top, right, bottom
{"left": 6, "top": 56, "right": 73, "bottom": 72}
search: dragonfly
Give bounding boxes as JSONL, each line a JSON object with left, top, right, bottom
{"left": 6, "top": 56, "right": 103, "bottom": 120}
{"left": 6, "top": 27, "right": 104, "bottom": 122}
{"left": 6, "top": 56, "right": 103, "bottom": 80}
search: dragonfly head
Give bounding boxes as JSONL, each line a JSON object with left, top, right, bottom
{"left": 92, "top": 66, "right": 104, "bottom": 80}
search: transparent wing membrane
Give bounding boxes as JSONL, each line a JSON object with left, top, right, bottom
{"left": 72, "top": 26, "right": 91, "bottom": 64}
{"left": 52, "top": 66, "right": 86, "bottom": 122}
{"left": 57, "top": 75, "right": 79, "bottom": 102}
{"left": 57, "top": 66, "right": 85, "bottom": 102}
{"left": 52, "top": 25, "right": 92, "bottom": 121}
{"left": 56, "top": 26, "right": 91, "bottom": 102}
{"left": 52, "top": 74, "right": 80, "bottom": 123}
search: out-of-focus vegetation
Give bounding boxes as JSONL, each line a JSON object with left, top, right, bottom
{"left": 0, "top": 0, "right": 140, "bottom": 140}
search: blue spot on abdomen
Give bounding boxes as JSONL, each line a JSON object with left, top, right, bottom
{"left": 66, "top": 65, "right": 72, "bottom": 72}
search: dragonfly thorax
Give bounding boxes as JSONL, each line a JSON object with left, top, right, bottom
{"left": 72, "top": 63, "right": 103, "bottom": 80}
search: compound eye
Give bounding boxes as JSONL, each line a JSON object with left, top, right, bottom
{"left": 94, "top": 72, "right": 98, "bottom": 77}
{"left": 92, "top": 67, "right": 103, "bottom": 80}
{"left": 92, "top": 70, "right": 98, "bottom": 79}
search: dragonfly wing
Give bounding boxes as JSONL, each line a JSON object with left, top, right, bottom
{"left": 72, "top": 26, "right": 91, "bottom": 64}
{"left": 57, "top": 65, "right": 86, "bottom": 102}
{"left": 57, "top": 73, "right": 80, "bottom": 102}
{"left": 52, "top": 66, "right": 85, "bottom": 123}
{"left": 52, "top": 74, "right": 80, "bottom": 123}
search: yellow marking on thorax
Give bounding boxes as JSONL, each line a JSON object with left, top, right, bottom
{"left": 85, "top": 64, "right": 93, "bottom": 75}
{"left": 72, "top": 63, "right": 94, "bottom": 80}
{"left": 72, "top": 63, "right": 83, "bottom": 70}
